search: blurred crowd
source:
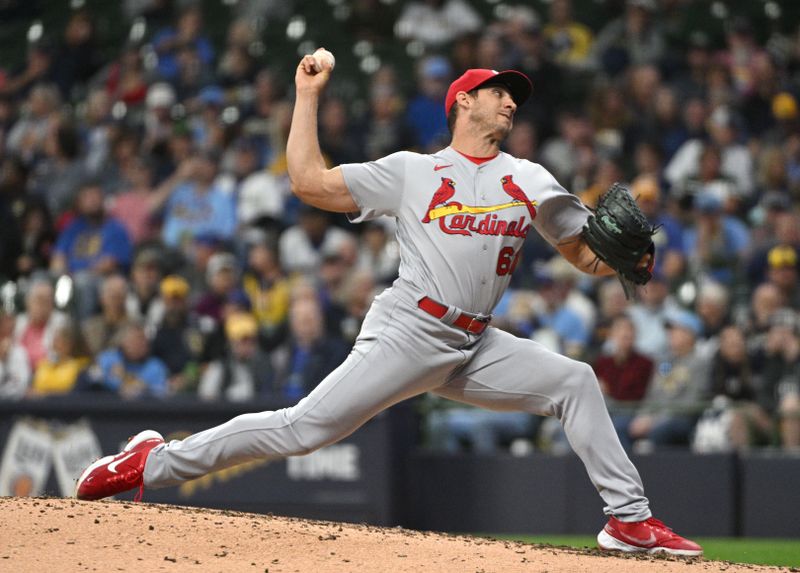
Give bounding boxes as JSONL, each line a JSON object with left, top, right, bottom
{"left": 1, "top": 0, "right": 800, "bottom": 454}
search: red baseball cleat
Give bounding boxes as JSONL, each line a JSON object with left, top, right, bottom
{"left": 597, "top": 516, "right": 703, "bottom": 556}
{"left": 75, "top": 430, "right": 164, "bottom": 502}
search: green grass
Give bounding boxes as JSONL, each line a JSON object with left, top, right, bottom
{"left": 493, "top": 535, "right": 800, "bottom": 567}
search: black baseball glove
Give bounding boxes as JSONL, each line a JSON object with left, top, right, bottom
{"left": 581, "top": 182, "right": 657, "bottom": 299}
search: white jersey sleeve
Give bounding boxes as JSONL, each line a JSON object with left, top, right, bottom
{"left": 530, "top": 166, "right": 592, "bottom": 246}
{"left": 340, "top": 151, "right": 409, "bottom": 222}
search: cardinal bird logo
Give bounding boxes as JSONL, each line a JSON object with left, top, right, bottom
{"left": 500, "top": 175, "right": 537, "bottom": 220}
{"left": 421, "top": 177, "right": 461, "bottom": 223}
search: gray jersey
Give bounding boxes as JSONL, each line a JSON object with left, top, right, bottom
{"left": 341, "top": 146, "right": 591, "bottom": 314}
{"left": 139, "top": 148, "right": 651, "bottom": 527}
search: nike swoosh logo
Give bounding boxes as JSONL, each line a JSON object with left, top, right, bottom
{"left": 108, "top": 452, "right": 137, "bottom": 474}
{"left": 617, "top": 529, "right": 657, "bottom": 547}
{"left": 434, "top": 164, "right": 453, "bottom": 171}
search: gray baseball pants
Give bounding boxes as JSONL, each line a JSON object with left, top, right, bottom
{"left": 143, "top": 283, "right": 651, "bottom": 521}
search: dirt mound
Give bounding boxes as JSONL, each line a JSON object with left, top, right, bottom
{"left": 0, "top": 497, "right": 788, "bottom": 572}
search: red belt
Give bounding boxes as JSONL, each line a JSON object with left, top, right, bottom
{"left": 417, "top": 296, "right": 491, "bottom": 335}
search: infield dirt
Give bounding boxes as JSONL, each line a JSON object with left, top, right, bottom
{"left": 0, "top": 497, "right": 791, "bottom": 572}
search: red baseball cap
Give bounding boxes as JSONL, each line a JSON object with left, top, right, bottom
{"left": 444, "top": 69, "right": 533, "bottom": 115}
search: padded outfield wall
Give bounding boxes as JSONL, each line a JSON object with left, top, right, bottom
{"left": 0, "top": 398, "right": 797, "bottom": 537}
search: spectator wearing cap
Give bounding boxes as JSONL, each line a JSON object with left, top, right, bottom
{"left": 189, "top": 86, "right": 226, "bottom": 151}
{"left": 199, "top": 284, "right": 255, "bottom": 366}
{"left": 195, "top": 252, "right": 241, "bottom": 325}
{"left": 150, "top": 275, "right": 205, "bottom": 394}
{"left": 156, "top": 153, "right": 236, "bottom": 250}
{"left": 747, "top": 189, "right": 792, "bottom": 257}
{"left": 270, "top": 296, "right": 350, "bottom": 401}
{"left": 624, "top": 308, "right": 712, "bottom": 450}
{"left": 394, "top": 0, "right": 482, "bottom": 49}
{"left": 83, "top": 322, "right": 169, "bottom": 399}
{"left": 234, "top": 141, "right": 289, "bottom": 237}
{"left": 762, "top": 92, "right": 800, "bottom": 147}
{"left": 682, "top": 190, "right": 750, "bottom": 286}
{"left": 756, "top": 308, "right": 800, "bottom": 449}
{"left": 278, "top": 205, "right": 355, "bottom": 276}
{"left": 81, "top": 274, "right": 133, "bottom": 356}
{"left": 765, "top": 245, "right": 800, "bottom": 308}
{"left": 525, "top": 260, "right": 590, "bottom": 360}
{"left": 198, "top": 312, "right": 273, "bottom": 402}
{"left": 125, "top": 248, "right": 165, "bottom": 332}
{"left": 747, "top": 212, "right": 800, "bottom": 285}
{"left": 627, "top": 271, "right": 679, "bottom": 360}
{"left": 50, "top": 181, "right": 133, "bottom": 317}
{"left": 632, "top": 175, "right": 686, "bottom": 284}
{"left": 143, "top": 82, "right": 177, "bottom": 153}
{"left": 178, "top": 231, "right": 226, "bottom": 295}
{"left": 405, "top": 55, "right": 453, "bottom": 151}
{"left": 242, "top": 241, "right": 290, "bottom": 349}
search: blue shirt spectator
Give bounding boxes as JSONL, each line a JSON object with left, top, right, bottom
{"left": 51, "top": 184, "right": 132, "bottom": 274}
{"left": 538, "top": 306, "right": 590, "bottom": 348}
{"left": 92, "top": 324, "right": 169, "bottom": 398}
{"left": 683, "top": 193, "right": 750, "bottom": 285}
{"left": 159, "top": 152, "right": 236, "bottom": 248}
{"left": 405, "top": 56, "right": 451, "bottom": 150}
{"left": 151, "top": 7, "right": 215, "bottom": 82}
{"left": 162, "top": 181, "right": 236, "bottom": 247}
{"left": 54, "top": 216, "right": 132, "bottom": 273}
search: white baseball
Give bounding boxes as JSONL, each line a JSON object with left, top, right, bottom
{"left": 312, "top": 48, "right": 335, "bottom": 72}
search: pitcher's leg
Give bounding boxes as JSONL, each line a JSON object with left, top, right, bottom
{"left": 145, "top": 298, "right": 463, "bottom": 487}
{"left": 435, "top": 328, "right": 650, "bottom": 521}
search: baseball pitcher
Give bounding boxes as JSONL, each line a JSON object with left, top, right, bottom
{"left": 76, "top": 52, "right": 701, "bottom": 556}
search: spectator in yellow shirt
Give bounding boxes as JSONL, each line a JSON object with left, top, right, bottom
{"left": 543, "top": 0, "right": 594, "bottom": 70}
{"left": 29, "top": 323, "right": 90, "bottom": 396}
{"left": 242, "top": 241, "right": 290, "bottom": 349}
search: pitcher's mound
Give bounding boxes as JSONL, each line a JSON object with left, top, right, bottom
{"left": 0, "top": 497, "right": 787, "bottom": 572}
